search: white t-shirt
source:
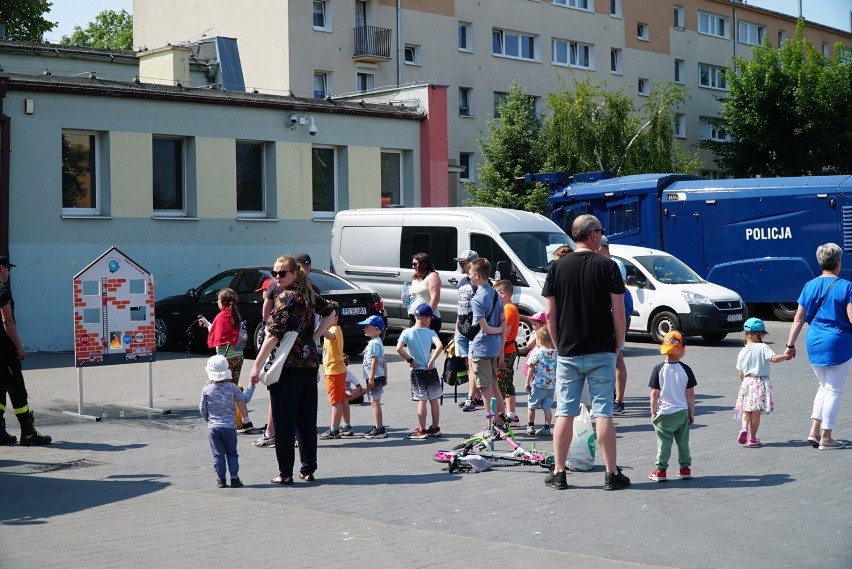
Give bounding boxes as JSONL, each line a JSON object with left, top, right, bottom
{"left": 736, "top": 343, "right": 776, "bottom": 377}
{"left": 648, "top": 361, "right": 697, "bottom": 415}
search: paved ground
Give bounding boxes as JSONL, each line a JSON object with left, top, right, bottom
{"left": 1, "top": 320, "right": 850, "bottom": 569}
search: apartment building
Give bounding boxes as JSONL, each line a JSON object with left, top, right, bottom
{"left": 134, "top": 0, "right": 852, "bottom": 203}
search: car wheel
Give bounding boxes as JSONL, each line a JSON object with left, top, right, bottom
{"left": 650, "top": 310, "right": 680, "bottom": 344}
{"left": 253, "top": 321, "right": 266, "bottom": 353}
{"left": 701, "top": 333, "right": 727, "bottom": 343}
{"left": 154, "top": 315, "right": 174, "bottom": 351}
{"left": 516, "top": 315, "right": 535, "bottom": 355}
{"left": 772, "top": 302, "right": 797, "bottom": 322}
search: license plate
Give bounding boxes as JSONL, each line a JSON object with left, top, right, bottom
{"left": 341, "top": 307, "right": 367, "bottom": 316}
{"left": 727, "top": 314, "right": 743, "bottom": 322}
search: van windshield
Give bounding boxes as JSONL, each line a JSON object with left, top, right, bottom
{"left": 502, "top": 232, "right": 574, "bottom": 273}
{"left": 635, "top": 255, "right": 705, "bottom": 285}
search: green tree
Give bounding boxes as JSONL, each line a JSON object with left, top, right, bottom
{"left": 0, "top": 0, "right": 55, "bottom": 42}
{"left": 60, "top": 9, "right": 133, "bottom": 50}
{"left": 702, "top": 21, "right": 852, "bottom": 176}
{"left": 464, "top": 81, "right": 548, "bottom": 213}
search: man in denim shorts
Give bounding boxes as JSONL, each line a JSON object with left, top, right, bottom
{"left": 542, "top": 215, "right": 629, "bottom": 491}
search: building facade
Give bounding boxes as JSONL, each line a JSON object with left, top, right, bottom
{"left": 134, "top": 0, "right": 852, "bottom": 202}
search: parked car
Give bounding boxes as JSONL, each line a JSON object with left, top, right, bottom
{"left": 154, "top": 267, "right": 385, "bottom": 356}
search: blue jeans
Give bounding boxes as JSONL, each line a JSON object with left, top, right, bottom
{"left": 555, "top": 353, "right": 616, "bottom": 418}
{"left": 208, "top": 426, "right": 239, "bottom": 481}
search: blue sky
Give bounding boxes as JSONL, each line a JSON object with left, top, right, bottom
{"left": 43, "top": 0, "right": 851, "bottom": 44}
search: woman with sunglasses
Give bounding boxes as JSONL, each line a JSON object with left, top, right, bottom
{"left": 407, "top": 252, "right": 442, "bottom": 333}
{"left": 249, "top": 255, "right": 337, "bottom": 484}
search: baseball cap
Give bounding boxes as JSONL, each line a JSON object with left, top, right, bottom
{"left": 529, "top": 312, "right": 547, "bottom": 325}
{"left": 295, "top": 253, "right": 312, "bottom": 266}
{"left": 743, "top": 317, "right": 767, "bottom": 333}
{"left": 414, "top": 303, "right": 434, "bottom": 318}
{"left": 660, "top": 331, "right": 685, "bottom": 356}
{"left": 357, "top": 315, "right": 385, "bottom": 330}
{"left": 0, "top": 255, "right": 15, "bottom": 268}
{"left": 255, "top": 278, "right": 272, "bottom": 293}
{"left": 454, "top": 250, "right": 479, "bottom": 262}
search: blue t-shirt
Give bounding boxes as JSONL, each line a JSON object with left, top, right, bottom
{"left": 798, "top": 276, "right": 852, "bottom": 366}
{"left": 362, "top": 336, "right": 386, "bottom": 379}
{"left": 470, "top": 284, "right": 503, "bottom": 358}
{"left": 399, "top": 326, "right": 439, "bottom": 370}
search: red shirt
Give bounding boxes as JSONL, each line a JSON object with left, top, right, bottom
{"left": 207, "top": 307, "right": 239, "bottom": 348}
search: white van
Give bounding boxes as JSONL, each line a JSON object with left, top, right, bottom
{"left": 609, "top": 244, "right": 747, "bottom": 343}
{"left": 330, "top": 207, "right": 574, "bottom": 348}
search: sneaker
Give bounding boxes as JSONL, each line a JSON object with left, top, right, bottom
{"left": 746, "top": 438, "right": 762, "bottom": 448}
{"left": 320, "top": 429, "right": 341, "bottom": 440}
{"left": 474, "top": 398, "right": 484, "bottom": 406}
{"left": 216, "top": 479, "right": 227, "bottom": 488}
{"left": 364, "top": 426, "right": 387, "bottom": 439}
{"left": 648, "top": 468, "right": 667, "bottom": 482}
{"left": 461, "top": 399, "right": 477, "bottom": 412}
{"left": 612, "top": 401, "right": 625, "bottom": 415}
{"left": 408, "top": 427, "right": 429, "bottom": 440}
{"left": 458, "top": 398, "right": 471, "bottom": 408}
{"left": 340, "top": 425, "right": 355, "bottom": 437}
{"left": 425, "top": 426, "right": 442, "bottom": 437}
{"left": 526, "top": 425, "right": 536, "bottom": 436}
{"left": 230, "top": 477, "right": 244, "bottom": 488}
{"left": 252, "top": 435, "right": 275, "bottom": 447}
{"left": 237, "top": 421, "right": 255, "bottom": 433}
{"left": 677, "top": 467, "right": 692, "bottom": 479}
{"left": 508, "top": 415, "right": 520, "bottom": 423}
{"left": 603, "top": 467, "right": 631, "bottom": 491}
{"left": 737, "top": 429, "right": 748, "bottom": 445}
{"left": 545, "top": 470, "right": 569, "bottom": 490}
{"left": 536, "top": 426, "right": 552, "bottom": 436}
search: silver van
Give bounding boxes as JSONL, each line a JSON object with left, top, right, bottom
{"left": 330, "top": 207, "right": 574, "bottom": 350}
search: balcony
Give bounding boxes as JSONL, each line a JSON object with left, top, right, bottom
{"left": 353, "top": 26, "right": 392, "bottom": 62}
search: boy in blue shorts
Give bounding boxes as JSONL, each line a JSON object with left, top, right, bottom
{"left": 397, "top": 304, "right": 444, "bottom": 440}
{"left": 359, "top": 315, "right": 388, "bottom": 439}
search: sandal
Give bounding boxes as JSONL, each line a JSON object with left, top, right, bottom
{"left": 807, "top": 434, "right": 820, "bottom": 448}
{"left": 818, "top": 439, "right": 845, "bottom": 450}
{"left": 737, "top": 429, "right": 748, "bottom": 445}
{"left": 299, "top": 473, "right": 316, "bottom": 482}
{"left": 270, "top": 475, "right": 294, "bottom": 485}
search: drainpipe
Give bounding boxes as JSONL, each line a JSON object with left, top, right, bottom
{"left": 0, "top": 77, "right": 10, "bottom": 257}
{"left": 396, "top": 0, "right": 402, "bottom": 86}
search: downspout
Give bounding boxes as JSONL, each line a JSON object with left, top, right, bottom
{"left": 396, "top": 0, "right": 402, "bottom": 86}
{"left": 0, "top": 77, "right": 10, "bottom": 257}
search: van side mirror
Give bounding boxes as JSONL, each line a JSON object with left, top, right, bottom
{"left": 495, "top": 261, "right": 512, "bottom": 281}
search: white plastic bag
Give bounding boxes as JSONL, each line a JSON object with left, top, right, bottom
{"left": 566, "top": 405, "right": 596, "bottom": 472}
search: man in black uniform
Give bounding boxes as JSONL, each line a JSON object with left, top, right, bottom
{"left": 0, "top": 255, "right": 51, "bottom": 445}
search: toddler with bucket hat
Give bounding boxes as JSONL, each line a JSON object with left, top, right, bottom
{"left": 734, "top": 317, "right": 790, "bottom": 448}
{"left": 200, "top": 355, "right": 256, "bottom": 488}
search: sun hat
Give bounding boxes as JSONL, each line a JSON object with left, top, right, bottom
{"left": 357, "top": 315, "right": 385, "bottom": 331}
{"left": 743, "top": 317, "right": 767, "bottom": 333}
{"left": 205, "top": 355, "right": 232, "bottom": 382}
{"left": 660, "top": 331, "right": 685, "bottom": 356}
{"left": 529, "top": 312, "right": 547, "bottom": 325}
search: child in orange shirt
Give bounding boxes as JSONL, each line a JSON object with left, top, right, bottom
{"left": 495, "top": 280, "right": 520, "bottom": 423}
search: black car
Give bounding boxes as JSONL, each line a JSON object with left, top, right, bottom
{"left": 154, "top": 267, "right": 385, "bottom": 356}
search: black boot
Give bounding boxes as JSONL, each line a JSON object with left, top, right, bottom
{"left": 18, "top": 410, "right": 52, "bottom": 446}
{"left": 0, "top": 414, "right": 17, "bottom": 445}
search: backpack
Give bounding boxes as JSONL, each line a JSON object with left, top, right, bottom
{"left": 234, "top": 319, "right": 248, "bottom": 351}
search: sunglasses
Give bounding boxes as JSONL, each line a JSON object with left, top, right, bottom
{"left": 593, "top": 228, "right": 606, "bottom": 235}
{"left": 270, "top": 269, "right": 292, "bottom": 278}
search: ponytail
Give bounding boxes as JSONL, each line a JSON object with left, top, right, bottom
{"left": 217, "top": 288, "right": 241, "bottom": 328}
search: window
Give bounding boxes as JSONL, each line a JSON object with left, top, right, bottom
{"left": 493, "top": 91, "right": 508, "bottom": 118}
{"left": 822, "top": 42, "right": 830, "bottom": 57}
{"left": 312, "top": 1, "right": 330, "bottom": 31}
{"left": 152, "top": 136, "right": 185, "bottom": 214}
{"left": 698, "top": 11, "right": 728, "bottom": 38}
{"left": 459, "top": 152, "right": 473, "bottom": 181}
{"left": 380, "top": 151, "right": 402, "bottom": 207}
{"left": 674, "top": 113, "right": 686, "bottom": 138}
{"left": 62, "top": 130, "right": 98, "bottom": 215}
{"left": 404, "top": 44, "right": 420, "bottom": 65}
{"left": 492, "top": 28, "right": 537, "bottom": 61}
{"left": 236, "top": 141, "right": 264, "bottom": 215}
{"left": 673, "top": 5, "right": 685, "bottom": 29}
{"left": 778, "top": 29, "right": 787, "bottom": 46}
{"left": 674, "top": 59, "right": 685, "bottom": 83}
{"left": 401, "top": 226, "right": 458, "bottom": 271}
{"left": 610, "top": 48, "right": 622, "bottom": 74}
{"left": 610, "top": 0, "right": 622, "bottom": 18}
{"left": 637, "top": 23, "right": 649, "bottom": 41}
{"left": 637, "top": 78, "right": 649, "bottom": 96}
{"left": 552, "top": 39, "right": 594, "bottom": 69}
{"left": 458, "top": 22, "right": 472, "bottom": 52}
{"left": 738, "top": 21, "right": 766, "bottom": 46}
{"left": 607, "top": 199, "right": 639, "bottom": 235}
{"left": 356, "top": 71, "right": 374, "bottom": 93}
{"left": 698, "top": 63, "right": 727, "bottom": 90}
{"left": 313, "top": 71, "right": 329, "bottom": 99}
{"left": 699, "top": 116, "right": 729, "bottom": 142}
{"left": 553, "top": 0, "right": 591, "bottom": 10}
{"left": 459, "top": 87, "right": 473, "bottom": 117}
{"left": 312, "top": 146, "right": 336, "bottom": 216}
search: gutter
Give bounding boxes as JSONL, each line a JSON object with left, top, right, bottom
{"left": 0, "top": 77, "right": 9, "bottom": 256}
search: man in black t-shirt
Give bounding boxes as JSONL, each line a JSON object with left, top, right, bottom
{"left": 0, "top": 256, "right": 51, "bottom": 446}
{"left": 541, "top": 215, "right": 628, "bottom": 491}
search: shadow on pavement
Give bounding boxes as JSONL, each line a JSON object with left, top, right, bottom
{"left": 628, "top": 472, "right": 794, "bottom": 489}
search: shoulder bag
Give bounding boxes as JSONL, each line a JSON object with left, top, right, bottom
{"left": 259, "top": 331, "right": 298, "bottom": 386}
{"left": 461, "top": 290, "right": 497, "bottom": 341}
{"left": 805, "top": 277, "right": 840, "bottom": 324}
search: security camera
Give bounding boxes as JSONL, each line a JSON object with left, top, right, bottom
{"left": 306, "top": 116, "right": 318, "bottom": 136}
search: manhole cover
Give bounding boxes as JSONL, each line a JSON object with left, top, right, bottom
{"left": 30, "top": 459, "right": 104, "bottom": 473}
